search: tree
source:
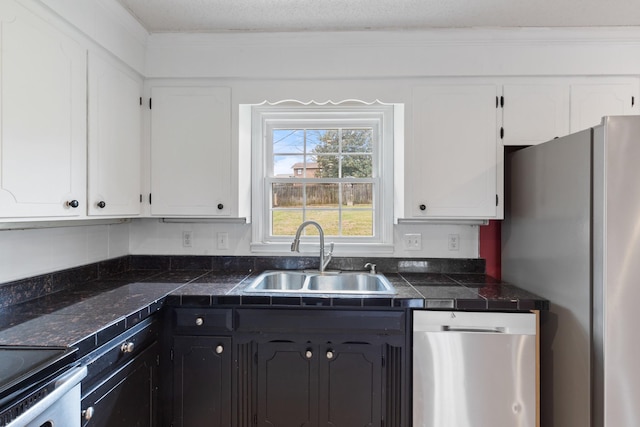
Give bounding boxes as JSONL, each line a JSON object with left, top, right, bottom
{"left": 312, "top": 129, "right": 372, "bottom": 178}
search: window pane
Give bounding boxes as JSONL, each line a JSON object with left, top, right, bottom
{"left": 342, "top": 183, "right": 372, "bottom": 206}
{"left": 309, "top": 129, "right": 339, "bottom": 153}
{"left": 273, "top": 155, "right": 304, "bottom": 177}
{"left": 341, "top": 155, "right": 372, "bottom": 178}
{"left": 272, "top": 209, "right": 303, "bottom": 236}
{"left": 273, "top": 129, "right": 304, "bottom": 154}
{"left": 342, "top": 209, "right": 374, "bottom": 236}
{"left": 306, "top": 183, "right": 339, "bottom": 208}
{"left": 272, "top": 183, "right": 303, "bottom": 208}
{"left": 306, "top": 210, "right": 339, "bottom": 236}
{"left": 342, "top": 129, "right": 373, "bottom": 153}
{"left": 314, "top": 154, "right": 339, "bottom": 178}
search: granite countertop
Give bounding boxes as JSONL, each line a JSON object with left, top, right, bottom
{"left": 0, "top": 256, "right": 548, "bottom": 358}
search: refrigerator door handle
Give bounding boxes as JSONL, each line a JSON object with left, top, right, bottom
{"left": 442, "top": 325, "right": 505, "bottom": 333}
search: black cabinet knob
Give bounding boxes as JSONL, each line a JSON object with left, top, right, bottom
{"left": 68, "top": 200, "right": 79, "bottom": 208}
{"left": 97, "top": 201, "right": 106, "bottom": 209}
{"left": 419, "top": 204, "right": 426, "bottom": 211}
{"left": 217, "top": 203, "right": 224, "bottom": 210}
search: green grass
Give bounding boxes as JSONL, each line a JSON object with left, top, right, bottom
{"left": 272, "top": 206, "right": 373, "bottom": 236}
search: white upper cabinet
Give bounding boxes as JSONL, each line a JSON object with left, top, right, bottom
{"left": 88, "top": 52, "right": 143, "bottom": 217}
{"left": 501, "top": 83, "right": 570, "bottom": 146}
{"left": 570, "top": 81, "right": 638, "bottom": 132}
{"left": 0, "top": 2, "right": 86, "bottom": 219}
{"left": 149, "top": 86, "right": 232, "bottom": 217}
{"left": 410, "top": 85, "right": 501, "bottom": 219}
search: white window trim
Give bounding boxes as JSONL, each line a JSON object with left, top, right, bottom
{"left": 247, "top": 100, "right": 402, "bottom": 255}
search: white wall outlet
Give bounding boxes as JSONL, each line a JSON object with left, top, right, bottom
{"left": 217, "top": 232, "right": 229, "bottom": 250}
{"left": 403, "top": 233, "right": 422, "bottom": 251}
{"left": 448, "top": 234, "right": 460, "bottom": 251}
{"left": 182, "top": 231, "right": 193, "bottom": 247}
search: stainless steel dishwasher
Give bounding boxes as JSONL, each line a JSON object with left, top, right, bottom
{"left": 413, "top": 311, "right": 537, "bottom": 427}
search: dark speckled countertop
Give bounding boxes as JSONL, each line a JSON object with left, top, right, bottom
{"left": 0, "top": 255, "right": 548, "bottom": 358}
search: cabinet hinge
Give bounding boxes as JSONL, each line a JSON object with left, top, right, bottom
{"left": 496, "top": 194, "right": 499, "bottom": 206}
{"left": 500, "top": 127, "right": 504, "bottom": 139}
{"left": 149, "top": 98, "right": 152, "bottom": 109}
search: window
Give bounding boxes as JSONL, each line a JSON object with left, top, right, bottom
{"left": 250, "top": 101, "right": 399, "bottom": 253}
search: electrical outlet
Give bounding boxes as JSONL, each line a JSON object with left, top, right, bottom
{"left": 217, "top": 232, "right": 229, "bottom": 250}
{"left": 448, "top": 234, "right": 460, "bottom": 251}
{"left": 403, "top": 233, "right": 422, "bottom": 251}
{"left": 182, "top": 231, "right": 193, "bottom": 247}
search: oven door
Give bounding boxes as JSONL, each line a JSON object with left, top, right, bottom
{"left": 6, "top": 366, "right": 86, "bottom": 427}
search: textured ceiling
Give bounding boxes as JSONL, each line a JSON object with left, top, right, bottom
{"left": 116, "top": 0, "right": 640, "bottom": 33}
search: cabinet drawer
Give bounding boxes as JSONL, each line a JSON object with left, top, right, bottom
{"left": 80, "top": 316, "right": 159, "bottom": 392}
{"left": 81, "top": 342, "right": 159, "bottom": 427}
{"left": 173, "top": 308, "right": 233, "bottom": 334}
{"left": 236, "top": 308, "right": 405, "bottom": 335}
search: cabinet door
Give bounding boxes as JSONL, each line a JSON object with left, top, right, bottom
{"left": 570, "top": 82, "right": 638, "bottom": 132}
{"left": 82, "top": 341, "right": 159, "bottom": 427}
{"left": 256, "top": 341, "right": 319, "bottom": 427}
{"left": 88, "top": 52, "right": 142, "bottom": 216}
{"left": 411, "top": 85, "right": 500, "bottom": 219}
{"left": 0, "top": 2, "right": 86, "bottom": 218}
{"left": 150, "top": 86, "right": 231, "bottom": 216}
{"left": 172, "top": 336, "right": 232, "bottom": 427}
{"left": 319, "top": 342, "right": 382, "bottom": 427}
{"left": 502, "top": 84, "right": 570, "bottom": 146}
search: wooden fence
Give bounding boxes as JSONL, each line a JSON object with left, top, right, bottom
{"left": 272, "top": 183, "right": 372, "bottom": 207}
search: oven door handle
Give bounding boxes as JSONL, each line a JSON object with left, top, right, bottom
{"left": 7, "top": 366, "right": 87, "bottom": 427}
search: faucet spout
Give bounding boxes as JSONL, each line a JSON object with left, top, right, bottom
{"left": 291, "top": 220, "right": 334, "bottom": 272}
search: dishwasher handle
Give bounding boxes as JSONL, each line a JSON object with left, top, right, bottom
{"left": 442, "top": 325, "right": 505, "bottom": 333}
{"left": 413, "top": 311, "right": 537, "bottom": 336}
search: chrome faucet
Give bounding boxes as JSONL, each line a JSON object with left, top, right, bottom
{"left": 291, "top": 220, "right": 334, "bottom": 273}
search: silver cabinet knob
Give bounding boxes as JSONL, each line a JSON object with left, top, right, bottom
{"left": 82, "top": 406, "right": 95, "bottom": 421}
{"left": 215, "top": 345, "right": 224, "bottom": 354}
{"left": 326, "top": 350, "right": 334, "bottom": 360}
{"left": 305, "top": 350, "right": 313, "bottom": 359}
{"left": 195, "top": 317, "right": 204, "bottom": 326}
{"left": 121, "top": 342, "right": 134, "bottom": 353}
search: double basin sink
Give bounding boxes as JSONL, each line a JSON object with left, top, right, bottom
{"left": 244, "top": 270, "right": 396, "bottom": 295}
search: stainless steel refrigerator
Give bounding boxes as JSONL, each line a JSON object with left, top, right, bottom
{"left": 502, "top": 115, "right": 640, "bottom": 427}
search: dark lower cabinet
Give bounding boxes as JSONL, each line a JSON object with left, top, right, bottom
{"left": 237, "top": 308, "right": 407, "bottom": 427}
{"left": 80, "top": 316, "right": 160, "bottom": 427}
{"left": 255, "top": 340, "right": 384, "bottom": 427}
{"left": 167, "top": 307, "right": 408, "bottom": 427}
{"left": 255, "top": 341, "right": 318, "bottom": 426}
{"left": 81, "top": 341, "right": 159, "bottom": 427}
{"left": 171, "top": 336, "right": 232, "bottom": 427}
{"left": 319, "top": 342, "right": 382, "bottom": 427}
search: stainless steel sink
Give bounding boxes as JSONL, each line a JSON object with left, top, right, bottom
{"left": 244, "top": 271, "right": 396, "bottom": 295}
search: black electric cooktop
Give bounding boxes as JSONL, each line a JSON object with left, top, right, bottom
{"left": 0, "top": 346, "right": 77, "bottom": 406}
